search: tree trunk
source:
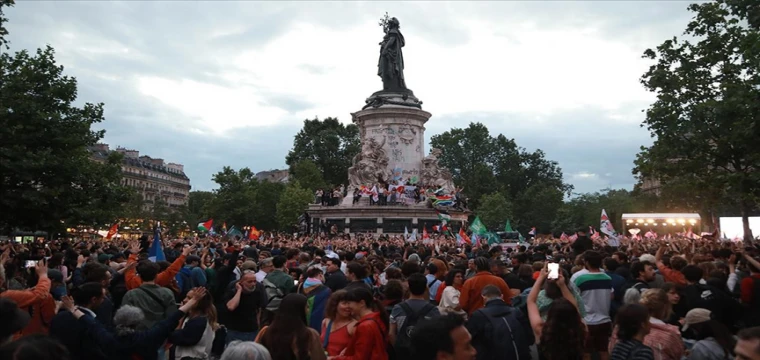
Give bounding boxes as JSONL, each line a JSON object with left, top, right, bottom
{"left": 741, "top": 202, "right": 754, "bottom": 242}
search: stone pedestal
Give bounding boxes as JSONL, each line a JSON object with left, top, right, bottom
{"left": 352, "top": 106, "right": 432, "bottom": 184}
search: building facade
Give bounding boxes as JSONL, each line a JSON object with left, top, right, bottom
{"left": 90, "top": 144, "right": 191, "bottom": 209}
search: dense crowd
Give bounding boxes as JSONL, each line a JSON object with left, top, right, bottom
{"left": 1, "top": 230, "right": 760, "bottom": 360}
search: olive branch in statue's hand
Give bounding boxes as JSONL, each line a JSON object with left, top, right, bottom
{"left": 379, "top": 12, "right": 390, "bottom": 33}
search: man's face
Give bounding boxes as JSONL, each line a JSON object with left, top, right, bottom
{"left": 644, "top": 264, "right": 656, "bottom": 282}
{"left": 240, "top": 274, "right": 257, "bottom": 292}
{"left": 440, "top": 326, "right": 476, "bottom": 360}
{"left": 326, "top": 260, "right": 339, "bottom": 272}
{"left": 735, "top": 338, "right": 760, "bottom": 360}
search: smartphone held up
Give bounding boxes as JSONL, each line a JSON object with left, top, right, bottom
{"left": 548, "top": 263, "right": 560, "bottom": 280}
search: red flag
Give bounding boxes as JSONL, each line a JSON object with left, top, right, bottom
{"left": 249, "top": 226, "right": 261, "bottom": 240}
{"left": 459, "top": 227, "right": 471, "bottom": 245}
{"left": 105, "top": 223, "right": 119, "bottom": 240}
{"left": 423, "top": 227, "right": 429, "bottom": 240}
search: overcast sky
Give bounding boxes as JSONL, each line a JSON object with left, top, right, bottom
{"left": 5, "top": 1, "right": 696, "bottom": 194}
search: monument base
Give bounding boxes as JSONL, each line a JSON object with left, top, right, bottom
{"left": 307, "top": 202, "right": 470, "bottom": 235}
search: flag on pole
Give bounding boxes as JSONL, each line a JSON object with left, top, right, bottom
{"left": 148, "top": 222, "right": 165, "bottom": 262}
{"left": 198, "top": 219, "right": 213, "bottom": 232}
{"left": 437, "top": 210, "right": 452, "bottom": 223}
{"left": 528, "top": 227, "right": 536, "bottom": 236}
{"left": 469, "top": 217, "right": 488, "bottom": 236}
{"left": 105, "top": 222, "right": 119, "bottom": 240}
{"left": 249, "top": 226, "right": 261, "bottom": 240}
{"left": 423, "top": 226, "right": 429, "bottom": 240}
{"left": 222, "top": 222, "right": 228, "bottom": 235}
{"left": 600, "top": 209, "right": 620, "bottom": 246}
{"left": 560, "top": 232, "right": 568, "bottom": 241}
{"left": 404, "top": 227, "right": 410, "bottom": 242}
{"left": 504, "top": 220, "right": 514, "bottom": 232}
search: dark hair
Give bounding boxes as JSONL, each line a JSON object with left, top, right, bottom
{"left": 615, "top": 304, "right": 650, "bottom": 341}
{"left": 383, "top": 280, "right": 404, "bottom": 302}
{"left": 410, "top": 313, "right": 466, "bottom": 360}
{"left": 669, "top": 257, "right": 687, "bottom": 271}
{"left": 543, "top": 268, "right": 571, "bottom": 299}
{"left": 541, "top": 298, "right": 586, "bottom": 360}
{"left": 72, "top": 282, "right": 104, "bottom": 306}
{"left": 690, "top": 320, "right": 736, "bottom": 358}
{"left": 385, "top": 267, "right": 403, "bottom": 281}
{"left": 325, "top": 258, "right": 340, "bottom": 267}
{"left": 344, "top": 287, "right": 388, "bottom": 328}
{"left": 481, "top": 284, "right": 501, "bottom": 298}
{"left": 631, "top": 261, "right": 653, "bottom": 280}
{"left": 400, "top": 261, "right": 421, "bottom": 278}
{"left": 0, "top": 334, "right": 71, "bottom": 360}
{"left": 305, "top": 267, "right": 323, "bottom": 278}
{"left": 604, "top": 258, "right": 620, "bottom": 272}
{"left": 347, "top": 262, "right": 367, "bottom": 279}
{"left": 737, "top": 327, "right": 760, "bottom": 355}
{"left": 474, "top": 257, "right": 490, "bottom": 272}
{"left": 614, "top": 252, "right": 629, "bottom": 263}
{"left": 681, "top": 265, "right": 704, "bottom": 283}
{"left": 583, "top": 251, "right": 603, "bottom": 269}
{"left": 272, "top": 255, "right": 287, "bottom": 269}
{"left": 444, "top": 269, "right": 464, "bottom": 287}
{"left": 407, "top": 273, "right": 427, "bottom": 296}
{"left": 260, "top": 294, "right": 310, "bottom": 360}
{"left": 135, "top": 261, "right": 160, "bottom": 282}
{"left": 324, "top": 290, "right": 349, "bottom": 320}
{"left": 514, "top": 253, "right": 528, "bottom": 264}
{"left": 83, "top": 262, "right": 110, "bottom": 283}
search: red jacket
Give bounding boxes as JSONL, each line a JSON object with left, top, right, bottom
{"left": 334, "top": 312, "right": 388, "bottom": 360}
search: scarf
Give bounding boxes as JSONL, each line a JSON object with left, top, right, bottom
{"left": 303, "top": 277, "right": 323, "bottom": 289}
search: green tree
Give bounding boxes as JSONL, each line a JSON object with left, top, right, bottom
{"left": 431, "top": 122, "right": 571, "bottom": 230}
{"left": 0, "top": 0, "right": 13, "bottom": 49}
{"left": 476, "top": 192, "right": 513, "bottom": 230}
{"left": 289, "top": 159, "right": 326, "bottom": 192}
{"left": 276, "top": 182, "right": 313, "bottom": 231}
{"left": 634, "top": 1, "right": 760, "bottom": 240}
{"left": 206, "top": 167, "right": 284, "bottom": 231}
{"left": 286, "top": 117, "right": 360, "bottom": 187}
{"left": 0, "top": 45, "right": 131, "bottom": 233}
{"left": 187, "top": 191, "right": 215, "bottom": 223}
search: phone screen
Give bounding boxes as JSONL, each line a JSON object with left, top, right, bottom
{"left": 25, "top": 260, "right": 36, "bottom": 268}
{"left": 548, "top": 263, "right": 560, "bottom": 280}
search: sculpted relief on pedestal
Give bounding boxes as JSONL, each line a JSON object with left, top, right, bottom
{"left": 348, "top": 137, "right": 390, "bottom": 189}
{"left": 421, "top": 148, "right": 455, "bottom": 192}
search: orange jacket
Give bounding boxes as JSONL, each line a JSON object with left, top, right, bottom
{"left": 459, "top": 271, "right": 511, "bottom": 315}
{"left": 1, "top": 277, "right": 51, "bottom": 308}
{"left": 656, "top": 263, "right": 686, "bottom": 286}
{"left": 125, "top": 254, "right": 186, "bottom": 290}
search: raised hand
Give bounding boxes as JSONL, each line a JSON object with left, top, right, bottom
{"left": 35, "top": 259, "right": 49, "bottom": 277}
{"left": 60, "top": 295, "right": 76, "bottom": 312}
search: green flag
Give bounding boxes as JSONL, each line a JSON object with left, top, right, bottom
{"left": 469, "top": 216, "right": 488, "bottom": 235}
{"left": 486, "top": 232, "right": 501, "bottom": 245}
{"left": 504, "top": 220, "right": 514, "bottom": 232}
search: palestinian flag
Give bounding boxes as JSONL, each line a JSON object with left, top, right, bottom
{"left": 198, "top": 219, "right": 213, "bottom": 232}
{"left": 437, "top": 210, "right": 452, "bottom": 223}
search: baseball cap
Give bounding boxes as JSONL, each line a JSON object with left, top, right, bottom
{"left": 682, "top": 308, "right": 711, "bottom": 331}
{"left": 97, "top": 254, "right": 113, "bottom": 263}
{"left": 0, "top": 298, "right": 31, "bottom": 339}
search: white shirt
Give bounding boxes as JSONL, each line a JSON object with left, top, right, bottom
{"left": 78, "top": 307, "right": 97, "bottom": 318}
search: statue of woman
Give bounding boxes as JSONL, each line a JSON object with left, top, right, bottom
{"left": 378, "top": 17, "right": 407, "bottom": 92}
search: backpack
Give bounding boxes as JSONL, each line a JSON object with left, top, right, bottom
{"left": 395, "top": 302, "right": 435, "bottom": 360}
{"left": 263, "top": 278, "right": 285, "bottom": 312}
{"left": 474, "top": 307, "right": 527, "bottom": 360}
{"left": 177, "top": 267, "right": 194, "bottom": 300}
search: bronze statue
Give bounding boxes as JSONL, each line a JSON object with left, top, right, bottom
{"left": 378, "top": 17, "right": 407, "bottom": 92}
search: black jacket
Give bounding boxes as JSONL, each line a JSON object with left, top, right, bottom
{"left": 466, "top": 299, "right": 534, "bottom": 360}
{"left": 50, "top": 310, "right": 108, "bottom": 360}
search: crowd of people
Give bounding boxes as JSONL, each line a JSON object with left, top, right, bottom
{"left": 1, "top": 229, "right": 760, "bottom": 360}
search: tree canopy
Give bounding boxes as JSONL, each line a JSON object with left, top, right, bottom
{"left": 286, "top": 117, "right": 360, "bottom": 188}
{"left": 276, "top": 182, "right": 313, "bottom": 231}
{"left": 634, "top": 0, "right": 760, "bottom": 240}
{"left": 0, "top": 44, "right": 131, "bottom": 233}
{"left": 431, "top": 122, "right": 571, "bottom": 232}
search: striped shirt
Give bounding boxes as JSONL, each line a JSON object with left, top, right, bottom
{"left": 611, "top": 340, "right": 654, "bottom": 360}
{"left": 570, "top": 269, "right": 613, "bottom": 325}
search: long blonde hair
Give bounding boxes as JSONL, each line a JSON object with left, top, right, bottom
{"left": 639, "top": 288, "right": 672, "bottom": 321}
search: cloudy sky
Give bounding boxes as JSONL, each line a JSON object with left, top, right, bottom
{"left": 5, "top": 1, "right": 696, "bottom": 194}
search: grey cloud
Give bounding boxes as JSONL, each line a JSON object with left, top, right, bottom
{"left": 262, "top": 94, "right": 315, "bottom": 114}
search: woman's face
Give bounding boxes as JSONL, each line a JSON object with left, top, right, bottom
{"left": 346, "top": 300, "right": 362, "bottom": 314}
{"left": 667, "top": 289, "right": 680, "bottom": 304}
{"left": 453, "top": 273, "right": 464, "bottom": 286}
{"left": 337, "top": 300, "right": 353, "bottom": 317}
